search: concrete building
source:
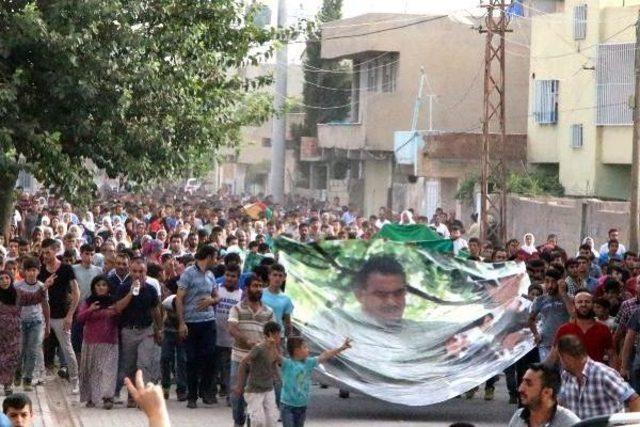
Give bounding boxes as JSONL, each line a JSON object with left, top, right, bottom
{"left": 315, "top": 13, "right": 531, "bottom": 217}
{"left": 528, "top": 0, "right": 639, "bottom": 200}
{"left": 217, "top": 64, "right": 304, "bottom": 196}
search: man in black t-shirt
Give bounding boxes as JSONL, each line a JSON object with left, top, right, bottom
{"left": 38, "top": 238, "right": 80, "bottom": 394}
{"left": 114, "top": 258, "right": 163, "bottom": 407}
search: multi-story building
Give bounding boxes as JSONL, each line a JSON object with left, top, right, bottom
{"left": 315, "top": 13, "right": 531, "bottom": 217}
{"left": 217, "top": 63, "right": 303, "bottom": 195}
{"left": 528, "top": 0, "right": 639, "bottom": 200}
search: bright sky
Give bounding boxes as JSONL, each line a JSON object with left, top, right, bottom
{"left": 255, "top": 0, "right": 484, "bottom": 62}
{"left": 257, "top": 0, "right": 483, "bottom": 23}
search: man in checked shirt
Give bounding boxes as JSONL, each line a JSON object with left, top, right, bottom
{"left": 558, "top": 335, "right": 640, "bottom": 420}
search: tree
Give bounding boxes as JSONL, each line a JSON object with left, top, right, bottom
{"left": 300, "top": 0, "right": 351, "bottom": 137}
{"left": 0, "top": 0, "right": 298, "bottom": 233}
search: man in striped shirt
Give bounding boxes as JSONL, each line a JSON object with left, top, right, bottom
{"left": 228, "top": 275, "right": 274, "bottom": 427}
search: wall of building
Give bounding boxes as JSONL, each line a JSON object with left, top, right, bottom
{"left": 528, "top": 0, "right": 638, "bottom": 199}
{"left": 363, "top": 158, "right": 392, "bottom": 216}
{"left": 507, "top": 195, "right": 630, "bottom": 253}
{"left": 322, "top": 14, "right": 531, "bottom": 152}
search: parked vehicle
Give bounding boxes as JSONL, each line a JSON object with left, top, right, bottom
{"left": 184, "top": 178, "right": 201, "bottom": 194}
{"left": 574, "top": 413, "right": 640, "bottom": 427}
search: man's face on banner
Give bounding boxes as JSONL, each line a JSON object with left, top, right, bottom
{"left": 355, "top": 273, "right": 407, "bottom": 322}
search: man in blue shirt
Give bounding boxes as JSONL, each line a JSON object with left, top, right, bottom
{"left": 175, "top": 245, "right": 220, "bottom": 408}
{"left": 599, "top": 240, "right": 623, "bottom": 267}
{"left": 261, "top": 264, "right": 293, "bottom": 337}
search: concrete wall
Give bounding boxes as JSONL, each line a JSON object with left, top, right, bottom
{"left": 507, "top": 195, "right": 631, "bottom": 253}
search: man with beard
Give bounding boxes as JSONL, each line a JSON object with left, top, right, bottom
{"left": 548, "top": 291, "right": 615, "bottom": 365}
{"left": 228, "top": 275, "right": 274, "bottom": 427}
{"left": 508, "top": 363, "right": 579, "bottom": 427}
{"left": 529, "top": 269, "right": 572, "bottom": 361}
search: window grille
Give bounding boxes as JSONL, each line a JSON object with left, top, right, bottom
{"left": 533, "top": 80, "right": 559, "bottom": 124}
{"left": 596, "top": 43, "right": 634, "bottom": 126}
{"left": 570, "top": 124, "right": 583, "bottom": 149}
{"left": 574, "top": 4, "right": 587, "bottom": 40}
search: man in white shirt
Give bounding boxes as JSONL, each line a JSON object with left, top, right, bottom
{"left": 432, "top": 214, "right": 450, "bottom": 238}
{"left": 598, "top": 228, "right": 626, "bottom": 256}
{"left": 450, "top": 226, "right": 468, "bottom": 256}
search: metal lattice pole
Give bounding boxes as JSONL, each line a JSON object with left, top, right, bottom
{"left": 480, "top": 0, "right": 510, "bottom": 245}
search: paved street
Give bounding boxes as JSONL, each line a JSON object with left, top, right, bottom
{"left": 26, "top": 377, "right": 515, "bottom": 426}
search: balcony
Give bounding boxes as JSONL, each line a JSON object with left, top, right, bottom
{"left": 317, "top": 123, "right": 364, "bottom": 151}
{"left": 424, "top": 132, "right": 526, "bottom": 161}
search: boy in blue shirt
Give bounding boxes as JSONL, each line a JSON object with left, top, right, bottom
{"left": 261, "top": 264, "right": 293, "bottom": 337}
{"left": 279, "top": 336, "right": 352, "bottom": 427}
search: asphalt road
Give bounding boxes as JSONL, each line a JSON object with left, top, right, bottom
{"left": 34, "top": 376, "right": 516, "bottom": 426}
{"left": 304, "top": 382, "right": 514, "bottom": 426}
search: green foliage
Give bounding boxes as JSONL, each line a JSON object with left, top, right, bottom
{"left": 455, "top": 169, "right": 564, "bottom": 203}
{"left": 507, "top": 169, "right": 564, "bottom": 197}
{"left": 455, "top": 174, "right": 479, "bottom": 204}
{"left": 300, "top": 0, "right": 351, "bottom": 137}
{"left": 0, "top": 0, "right": 302, "bottom": 205}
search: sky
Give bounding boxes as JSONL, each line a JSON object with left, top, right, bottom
{"left": 284, "top": 0, "right": 482, "bottom": 20}
{"left": 253, "top": 0, "right": 484, "bottom": 61}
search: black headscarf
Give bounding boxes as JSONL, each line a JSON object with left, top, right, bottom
{"left": 0, "top": 270, "right": 17, "bottom": 306}
{"left": 85, "top": 274, "right": 114, "bottom": 308}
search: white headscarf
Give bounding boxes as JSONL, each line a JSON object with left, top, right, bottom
{"left": 399, "top": 210, "right": 415, "bottom": 225}
{"left": 521, "top": 233, "right": 537, "bottom": 254}
{"left": 579, "top": 236, "right": 599, "bottom": 258}
{"left": 82, "top": 211, "right": 95, "bottom": 233}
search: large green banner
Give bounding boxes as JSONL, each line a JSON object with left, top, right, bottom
{"left": 275, "top": 237, "right": 534, "bottom": 406}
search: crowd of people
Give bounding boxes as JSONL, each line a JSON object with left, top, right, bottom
{"left": 0, "top": 188, "right": 640, "bottom": 426}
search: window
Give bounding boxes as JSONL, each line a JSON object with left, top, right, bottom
{"left": 261, "top": 137, "right": 271, "bottom": 147}
{"left": 533, "top": 80, "right": 559, "bottom": 124}
{"left": 573, "top": 4, "right": 587, "bottom": 40}
{"left": 596, "top": 43, "right": 634, "bottom": 126}
{"left": 382, "top": 60, "right": 398, "bottom": 93}
{"left": 365, "top": 54, "right": 398, "bottom": 93}
{"left": 570, "top": 124, "right": 583, "bottom": 149}
{"left": 366, "top": 62, "right": 378, "bottom": 92}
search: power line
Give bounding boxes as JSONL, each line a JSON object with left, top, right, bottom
{"left": 323, "top": 15, "right": 449, "bottom": 41}
{"left": 299, "top": 52, "right": 396, "bottom": 74}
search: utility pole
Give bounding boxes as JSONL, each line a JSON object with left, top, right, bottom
{"left": 270, "top": 0, "right": 288, "bottom": 204}
{"left": 630, "top": 9, "right": 640, "bottom": 252}
{"left": 479, "top": 0, "right": 510, "bottom": 244}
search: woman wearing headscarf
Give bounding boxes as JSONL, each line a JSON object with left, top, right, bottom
{"left": 113, "top": 226, "right": 132, "bottom": 249}
{"left": 399, "top": 210, "right": 416, "bottom": 225}
{"left": 76, "top": 275, "right": 119, "bottom": 409}
{"left": 0, "top": 270, "right": 49, "bottom": 395}
{"left": 577, "top": 236, "right": 599, "bottom": 258}
{"left": 521, "top": 233, "right": 538, "bottom": 255}
{"left": 82, "top": 212, "right": 96, "bottom": 234}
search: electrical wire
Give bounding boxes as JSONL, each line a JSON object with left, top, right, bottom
{"left": 392, "top": 100, "right": 630, "bottom": 155}
{"left": 323, "top": 15, "right": 450, "bottom": 41}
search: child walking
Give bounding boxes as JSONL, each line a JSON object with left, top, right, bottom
{"left": 14, "top": 257, "right": 50, "bottom": 392}
{"left": 280, "top": 336, "right": 352, "bottom": 427}
{"left": 234, "top": 321, "right": 282, "bottom": 427}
